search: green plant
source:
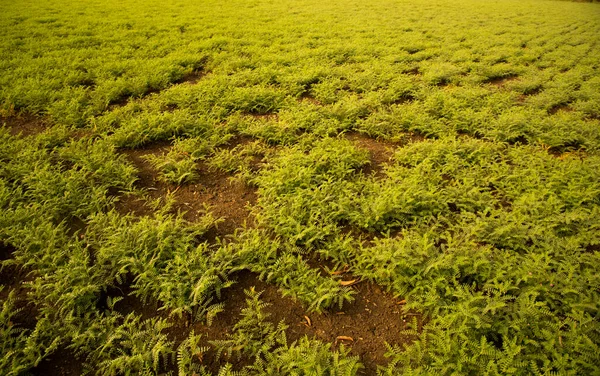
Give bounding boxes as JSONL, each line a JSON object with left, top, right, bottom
{"left": 211, "top": 288, "right": 363, "bottom": 376}
{"left": 1, "top": 0, "right": 600, "bottom": 373}
{"left": 211, "top": 288, "right": 287, "bottom": 360}
{"left": 85, "top": 314, "right": 174, "bottom": 376}
{"left": 176, "top": 331, "right": 209, "bottom": 376}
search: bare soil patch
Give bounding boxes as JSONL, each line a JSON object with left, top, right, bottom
{"left": 345, "top": 132, "right": 398, "bottom": 177}
{"left": 118, "top": 143, "right": 257, "bottom": 238}
{"left": 485, "top": 75, "right": 519, "bottom": 87}
{"left": 299, "top": 92, "right": 322, "bottom": 106}
{"left": 547, "top": 140, "right": 585, "bottom": 158}
{"left": 0, "top": 243, "right": 38, "bottom": 330}
{"left": 552, "top": 150, "right": 587, "bottom": 160}
{"left": 18, "top": 251, "right": 414, "bottom": 375}
{"left": 108, "top": 70, "right": 208, "bottom": 110}
{"left": 85, "top": 269, "right": 416, "bottom": 375}
{"left": 177, "top": 69, "right": 207, "bottom": 85}
{"left": 517, "top": 87, "right": 543, "bottom": 102}
{"left": 190, "top": 270, "right": 415, "bottom": 375}
{"left": 31, "top": 348, "right": 84, "bottom": 376}
{"left": 1, "top": 114, "right": 48, "bottom": 137}
{"left": 0, "top": 243, "right": 22, "bottom": 295}
{"left": 548, "top": 103, "right": 574, "bottom": 115}
{"left": 404, "top": 67, "right": 420, "bottom": 76}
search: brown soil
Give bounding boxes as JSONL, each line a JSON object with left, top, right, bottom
{"left": 83, "top": 269, "right": 415, "bottom": 375}
{"left": 390, "top": 94, "right": 417, "bottom": 105}
{"left": 345, "top": 132, "right": 398, "bottom": 177}
{"left": 552, "top": 150, "right": 587, "bottom": 160}
{"left": 1, "top": 113, "right": 48, "bottom": 137}
{"left": 404, "top": 67, "right": 420, "bottom": 76}
{"left": 19, "top": 135, "right": 417, "bottom": 375}
{"left": 12, "top": 265, "right": 416, "bottom": 374}
{"left": 177, "top": 70, "right": 206, "bottom": 85}
{"left": 486, "top": 75, "right": 519, "bottom": 87}
{"left": 0, "top": 243, "right": 22, "bottom": 295}
{"left": 31, "top": 348, "right": 84, "bottom": 376}
{"left": 117, "top": 141, "right": 257, "bottom": 238}
{"left": 108, "top": 70, "right": 207, "bottom": 110}
{"left": 547, "top": 142, "right": 586, "bottom": 159}
{"left": 187, "top": 270, "right": 415, "bottom": 375}
{"left": 299, "top": 92, "right": 322, "bottom": 106}
{"left": 517, "top": 87, "right": 543, "bottom": 103}
{"left": 548, "top": 103, "right": 574, "bottom": 115}
{"left": 0, "top": 243, "right": 38, "bottom": 330}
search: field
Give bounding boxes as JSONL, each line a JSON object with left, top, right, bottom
{"left": 1, "top": 0, "right": 600, "bottom": 374}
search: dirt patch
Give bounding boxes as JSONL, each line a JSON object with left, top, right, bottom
{"left": 114, "top": 142, "right": 171, "bottom": 216}
{"left": 247, "top": 112, "right": 279, "bottom": 122}
{"left": 1, "top": 113, "right": 48, "bottom": 137}
{"left": 299, "top": 92, "right": 322, "bottom": 106}
{"left": 485, "top": 75, "right": 519, "bottom": 87}
{"left": 345, "top": 131, "right": 426, "bottom": 177}
{"left": 178, "top": 165, "right": 257, "bottom": 236}
{"left": 117, "top": 142, "right": 257, "bottom": 238}
{"left": 345, "top": 132, "right": 398, "bottom": 177}
{"left": 108, "top": 70, "right": 208, "bottom": 111}
{"left": 69, "top": 128, "right": 96, "bottom": 141}
{"left": 0, "top": 242, "right": 15, "bottom": 262}
{"left": 552, "top": 150, "right": 587, "bottom": 160}
{"left": 0, "top": 244, "right": 22, "bottom": 293}
{"left": 390, "top": 94, "right": 417, "bottom": 105}
{"left": 31, "top": 348, "right": 84, "bottom": 376}
{"left": 435, "top": 78, "right": 453, "bottom": 87}
{"left": 548, "top": 103, "right": 574, "bottom": 115}
{"left": 26, "top": 267, "right": 415, "bottom": 375}
{"left": 457, "top": 129, "right": 485, "bottom": 140}
{"left": 517, "top": 87, "right": 543, "bottom": 102}
{"left": 189, "top": 270, "right": 415, "bottom": 375}
{"left": 308, "top": 280, "right": 416, "bottom": 374}
{"left": 547, "top": 141, "right": 585, "bottom": 159}
{"left": 585, "top": 244, "right": 600, "bottom": 253}
{"left": 404, "top": 67, "right": 420, "bottom": 76}
{"left": 177, "top": 69, "right": 206, "bottom": 85}
{"left": 0, "top": 243, "right": 38, "bottom": 330}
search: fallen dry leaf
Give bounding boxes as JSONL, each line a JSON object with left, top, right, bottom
{"left": 339, "top": 279, "right": 360, "bottom": 286}
{"left": 336, "top": 335, "right": 354, "bottom": 342}
{"left": 330, "top": 265, "right": 349, "bottom": 275}
{"left": 303, "top": 315, "right": 312, "bottom": 326}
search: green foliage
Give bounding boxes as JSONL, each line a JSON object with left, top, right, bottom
{"left": 208, "top": 139, "right": 272, "bottom": 180}
{"left": 176, "top": 331, "right": 209, "bottom": 376}
{"left": 212, "top": 288, "right": 363, "bottom": 375}
{"left": 252, "top": 137, "right": 369, "bottom": 246}
{"left": 84, "top": 314, "right": 174, "bottom": 376}
{"left": 211, "top": 289, "right": 288, "bottom": 360}
{"left": 144, "top": 151, "right": 199, "bottom": 185}
{"left": 1, "top": 0, "right": 600, "bottom": 374}
{"left": 86, "top": 210, "right": 233, "bottom": 322}
{"left": 251, "top": 337, "right": 362, "bottom": 376}
{"left": 0, "top": 290, "right": 35, "bottom": 375}
{"left": 231, "top": 229, "right": 355, "bottom": 312}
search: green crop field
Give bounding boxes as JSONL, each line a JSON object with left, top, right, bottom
{"left": 1, "top": 0, "right": 600, "bottom": 374}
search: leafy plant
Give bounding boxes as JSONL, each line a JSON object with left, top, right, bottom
{"left": 85, "top": 314, "right": 174, "bottom": 376}
{"left": 211, "top": 288, "right": 287, "bottom": 360}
